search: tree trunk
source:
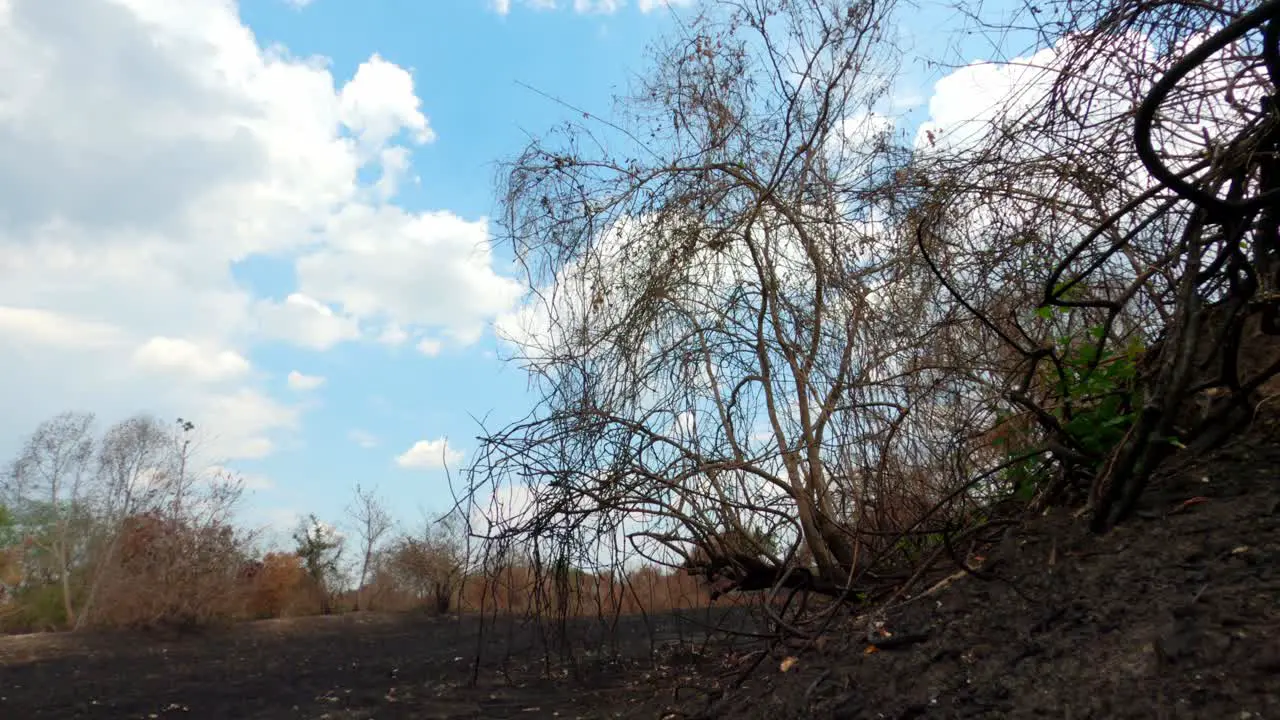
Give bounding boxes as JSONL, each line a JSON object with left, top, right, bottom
{"left": 57, "top": 545, "right": 76, "bottom": 629}
{"left": 356, "top": 548, "right": 372, "bottom": 611}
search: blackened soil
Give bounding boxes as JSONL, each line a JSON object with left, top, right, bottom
{"left": 667, "top": 434, "right": 1280, "bottom": 719}
{"left": 0, "top": 605, "right": 764, "bottom": 719}
{"left": 2, "top": 435, "right": 1277, "bottom": 720}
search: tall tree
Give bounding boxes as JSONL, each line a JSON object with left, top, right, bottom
{"left": 470, "top": 0, "right": 964, "bottom": 596}
{"left": 293, "top": 514, "right": 344, "bottom": 614}
{"left": 74, "top": 415, "right": 172, "bottom": 629}
{"left": 346, "top": 484, "right": 393, "bottom": 611}
{"left": 4, "top": 412, "right": 96, "bottom": 627}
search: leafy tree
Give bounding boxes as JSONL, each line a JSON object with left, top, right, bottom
{"left": 4, "top": 412, "right": 96, "bottom": 627}
{"left": 293, "top": 514, "right": 345, "bottom": 614}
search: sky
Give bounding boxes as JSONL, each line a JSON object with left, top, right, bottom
{"left": 0, "top": 0, "right": 1034, "bottom": 548}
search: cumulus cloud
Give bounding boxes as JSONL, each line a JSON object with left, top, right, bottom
{"left": 470, "top": 482, "right": 537, "bottom": 537}
{"left": 297, "top": 207, "right": 523, "bottom": 345}
{"left": 339, "top": 54, "right": 436, "bottom": 152}
{"left": 415, "top": 338, "right": 443, "bottom": 357}
{"left": 912, "top": 45, "right": 1060, "bottom": 154}
{"left": 0, "top": 0, "right": 518, "bottom": 462}
{"left": 253, "top": 294, "right": 362, "bottom": 352}
{"left": 395, "top": 437, "right": 463, "bottom": 470}
{"left": 286, "top": 370, "right": 326, "bottom": 391}
{"left": 0, "top": 306, "right": 125, "bottom": 349}
{"left": 133, "top": 337, "right": 252, "bottom": 382}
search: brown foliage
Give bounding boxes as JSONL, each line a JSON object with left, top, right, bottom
{"left": 90, "top": 511, "right": 247, "bottom": 630}
{"left": 242, "top": 553, "right": 309, "bottom": 619}
{"left": 454, "top": 562, "right": 722, "bottom": 618}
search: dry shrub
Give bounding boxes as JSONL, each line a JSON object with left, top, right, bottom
{"left": 0, "top": 544, "right": 22, "bottom": 596}
{"left": 359, "top": 567, "right": 423, "bottom": 612}
{"left": 0, "top": 544, "right": 23, "bottom": 626}
{"left": 453, "top": 562, "right": 719, "bottom": 618}
{"left": 242, "top": 552, "right": 310, "bottom": 619}
{"left": 381, "top": 536, "right": 464, "bottom": 614}
{"left": 90, "top": 512, "right": 248, "bottom": 630}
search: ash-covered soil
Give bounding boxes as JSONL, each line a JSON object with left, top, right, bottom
{"left": 0, "top": 604, "right": 764, "bottom": 719}
{"left": 659, "top": 434, "right": 1280, "bottom": 720}
{"left": 1, "top": 434, "right": 1277, "bottom": 720}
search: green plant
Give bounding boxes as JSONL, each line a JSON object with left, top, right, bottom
{"left": 2, "top": 583, "right": 72, "bottom": 633}
{"left": 1051, "top": 324, "right": 1140, "bottom": 459}
{"left": 988, "top": 315, "right": 1143, "bottom": 502}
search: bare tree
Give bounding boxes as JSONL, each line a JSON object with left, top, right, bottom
{"left": 4, "top": 412, "right": 96, "bottom": 627}
{"left": 465, "top": 0, "right": 1280, "bottom": 634}
{"left": 86, "top": 418, "right": 252, "bottom": 630}
{"left": 346, "top": 484, "right": 393, "bottom": 611}
{"left": 75, "top": 414, "right": 172, "bottom": 629}
{"left": 469, "top": 0, "right": 984, "bottom": 607}
{"left": 907, "top": 0, "right": 1280, "bottom": 529}
{"left": 380, "top": 510, "right": 468, "bottom": 613}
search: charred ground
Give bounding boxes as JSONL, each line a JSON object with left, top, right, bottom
{"left": 2, "top": 430, "right": 1277, "bottom": 719}
{"left": 655, "top": 430, "right": 1280, "bottom": 720}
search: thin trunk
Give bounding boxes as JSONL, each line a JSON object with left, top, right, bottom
{"left": 75, "top": 526, "right": 123, "bottom": 630}
{"left": 56, "top": 541, "right": 75, "bottom": 628}
{"left": 356, "top": 547, "right": 372, "bottom": 611}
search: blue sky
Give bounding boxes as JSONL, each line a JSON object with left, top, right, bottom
{"left": 231, "top": 0, "right": 727, "bottom": 539}
{"left": 0, "top": 0, "right": 1032, "bottom": 548}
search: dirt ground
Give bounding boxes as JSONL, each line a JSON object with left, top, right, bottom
{"left": 1, "top": 433, "right": 1277, "bottom": 720}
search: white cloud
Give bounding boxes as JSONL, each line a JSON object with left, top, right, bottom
{"left": 0, "top": 0, "right": 519, "bottom": 462}
{"left": 415, "top": 337, "right": 443, "bottom": 357}
{"left": 494, "top": 0, "right": 659, "bottom": 14}
{"left": 286, "top": 370, "right": 326, "bottom": 391}
{"left": 471, "top": 482, "right": 536, "bottom": 537}
{"left": 913, "top": 46, "right": 1060, "bottom": 153}
{"left": 638, "top": 0, "right": 694, "bottom": 12}
{"left": 573, "top": 0, "right": 624, "bottom": 12}
{"left": 488, "top": 0, "right": 553, "bottom": 14}
{"left": 133, "top": 337, "right": 252, "bottom": 382}
{"left": 296, "top": 207, "right": 523, "bottom": 344}
{"left": 339, "top": 54, "right": 435, "bottom": 152}
{"left": 395, "top": 437, "right": 463, "bottom": 470}
{"left": 207, "top": 464, "right": 275, "bottom": 491}
{"left": 377, "top": 323, "right": 409, "bottom": 346}
{"left": 199, "top": 389, "right": 300, "bottom": 460}
{"left": 246, "top": 507, "right": 303, "bottom": 550}
{"left": 254, "top": 294, "right": 362, "bottom": 351}
{"left": 0, "top": 306, "right": 125, "bottom": 349}
{"left": 348, "top": 429, "right": 379, "bottom": 448}
{"left": 284, "top": 0, "right": 315, "bottom": 8}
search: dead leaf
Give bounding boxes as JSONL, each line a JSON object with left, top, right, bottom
{"left": 864, "top": 645, "right": 879, "bottom": 655}
{"left": 780, "top": 656, "right": 799, "bottom": 672}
